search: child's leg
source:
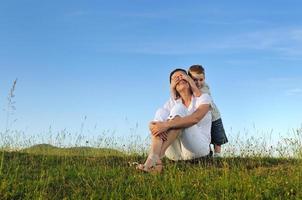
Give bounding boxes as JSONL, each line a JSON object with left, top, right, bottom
{"left": 211, "top": 118, "right": 228, "bottom": 156}
{"left": 214, "top": 144, "right": 221, "bottom": 153}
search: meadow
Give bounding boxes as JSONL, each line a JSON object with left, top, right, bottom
{"left": 0, "top": 136, "right": 302, "bottom": 200}
{"left": 1, "top": 81, "right": 302, "bottom": 199}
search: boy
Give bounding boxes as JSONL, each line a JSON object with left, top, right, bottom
{"left": 188, "top": 65, "right": 228, "bottom": 157}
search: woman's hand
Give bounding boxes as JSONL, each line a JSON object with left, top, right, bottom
{"left": 158, "top": 132, "right": 168, "bottom": 141}
{"left": 149, "top": 121, "right": 170, "bottom": 137}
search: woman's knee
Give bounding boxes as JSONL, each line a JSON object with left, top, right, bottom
{"left": 154, "top": 108, "right": 170, "bottom": 122}
{"left": 150, "top": 134, "right": 162, "bottom": 143}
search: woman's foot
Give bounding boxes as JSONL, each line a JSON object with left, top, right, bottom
{"left": 135, "top": 154, "right": 163, "bottom": 174}
{"left": 136, "top": 162, "right": 163, "bottom": 174}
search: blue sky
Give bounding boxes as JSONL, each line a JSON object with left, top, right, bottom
{"left": 1, "top": 1, "right": 302, "bottom": 145}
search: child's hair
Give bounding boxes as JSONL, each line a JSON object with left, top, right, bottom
{"left": 188, "top": 65, "right": 205, "bottom": 77}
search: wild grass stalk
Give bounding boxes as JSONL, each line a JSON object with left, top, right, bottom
{"left": 5, "top": 79, "right": 17, "bottom": 135}
{"left": 0, "top": 151, "right": 4, "bottom": 177}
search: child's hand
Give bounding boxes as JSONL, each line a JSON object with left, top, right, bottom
{"left": 170, "top": 77, "right": 181, "bottom": 100}
{"left": 182, "top": 74, "right": 202, "bottom": 97}
{"left": 182, "top": 74, "right": 194, "bottom": 84}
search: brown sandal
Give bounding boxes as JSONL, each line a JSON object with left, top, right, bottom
{"left": 136, "top": 163, "right": 163, "bottom": 174}
{"left": 134, "top": 154, "right": 163, "bottom": 174}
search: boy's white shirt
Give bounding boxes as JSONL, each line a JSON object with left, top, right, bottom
{"left": 201, "top": 83, "right": 221, "bottom": 121}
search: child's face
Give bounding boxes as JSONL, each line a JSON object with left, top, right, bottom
{"left": 190, "top": 72, "right": 205, "bottom": 89}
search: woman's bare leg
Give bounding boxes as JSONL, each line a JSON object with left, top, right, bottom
{"left": 140, "top": 115, "right": 183, "bottom": 171}
{"left": 158, "top": 116, "right": 183, "bottom": 159}
{"left": 144, "top": 128, "right": 182, "bottom": 168}
{"left": 159, "top": 128, "right": 182, "bottom": 159}
{"left": 143, "top": 135, "right": 164, "bottom": 167}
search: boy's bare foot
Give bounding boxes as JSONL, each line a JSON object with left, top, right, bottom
{"left": 214, "top": 144, "right": 222, "bottom": 154}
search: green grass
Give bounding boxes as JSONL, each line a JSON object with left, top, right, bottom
{"left": 21, "top": 144, "right": 125, "bottom": 157}
{"left": 0, "top": 147, "right": 301, "bottom": 200}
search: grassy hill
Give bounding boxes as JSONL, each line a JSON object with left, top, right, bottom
{"left": 0, "top": 145, "right": 301, "bottom": 199}
{"left": 21, "top": 144, "right": 125, "bottom": 157}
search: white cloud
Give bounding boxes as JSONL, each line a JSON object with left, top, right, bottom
{"left": 267, "top": 77, "right": 302, "bottom": 87}
{"left": 267, "top": 78, "right": 302, "bottom": 97}
{"left": 112, "top": 27, "right": 302, "bottom": 59}
{"left": 291, "top": 29, "right": 302, "bottom": 41}
{"left": 286, "top": 88, "right": 302, "bottom": 96}
{"left": 212, "top": 28, "right": 302, "bottom": 53}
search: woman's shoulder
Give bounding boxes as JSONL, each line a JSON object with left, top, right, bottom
{"left": 195, "top": 93, "right": 211, "bottom": 99}
{"left": 194, "top": 93, "right": 212, "bottom": 105}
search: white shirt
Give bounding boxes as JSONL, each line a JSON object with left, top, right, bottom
{"left": 201, "top": 83, "right": 221, "bottom": 121}
{"left": 160, "top": 94, "right": 213, "bottom": 144}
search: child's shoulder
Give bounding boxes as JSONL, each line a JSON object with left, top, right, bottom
{"left": 195, "top": 93, "right": 212, "bottom": 105}
{"left": 201, "top": 83, "right": 211, "bottom": 93}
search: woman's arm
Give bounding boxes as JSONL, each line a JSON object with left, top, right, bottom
{"left": 150, "top": 104, "right": 210, "bottom": 136}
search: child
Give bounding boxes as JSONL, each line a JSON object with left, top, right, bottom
{"left": 188, "top": 65, "right": 228, "bottom": 157}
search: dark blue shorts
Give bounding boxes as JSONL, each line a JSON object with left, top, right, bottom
{"left": 211, "top": 118, "right": 228, "bottom": 145}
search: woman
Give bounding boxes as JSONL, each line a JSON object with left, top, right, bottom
{"left": 137, "top": 68, "right": 213, "bottom": 173}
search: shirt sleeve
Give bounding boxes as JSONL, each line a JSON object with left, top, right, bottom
{"left": 201, "top": 83, "right": 212, "bottom": 96}
{"left": 195, "top": 93, "right": 212, "bottom": 108}
{"left": 162, "top": 98, "right": 176, "bottom": 111}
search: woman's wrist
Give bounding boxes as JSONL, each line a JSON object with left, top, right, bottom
{"left": 166, "top": 120, "right": 173, "bottom": 130}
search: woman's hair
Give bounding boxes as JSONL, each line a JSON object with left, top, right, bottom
{"left": 169, "top": 68, "right": 187, "bottom": 83}
{"left": 188, "top": 65, "right": 205, "bottom": 77}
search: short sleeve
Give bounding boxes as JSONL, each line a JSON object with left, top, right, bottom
{"left": 195, "top": 93, "right": 212, "bottom": 108}
{"left": 163, "top": 98, "right": 177, "bottom": 111}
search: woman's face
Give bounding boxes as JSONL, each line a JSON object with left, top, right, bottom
{"left": 171, "top": 71, "right": 190, "bottom": 92}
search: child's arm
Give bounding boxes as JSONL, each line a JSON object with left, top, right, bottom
{"left": 202, "top": 83, "right": 222, "bottom": 121}
{"left": 170, "top": 78, "right": 180, "bottom": 100}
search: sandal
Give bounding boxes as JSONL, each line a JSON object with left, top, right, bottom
{"left": 136, "top": 163, "right": 163, "bottom": 174}
{"left": 135, "top": 154, "right": 163, "bottom": 174}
